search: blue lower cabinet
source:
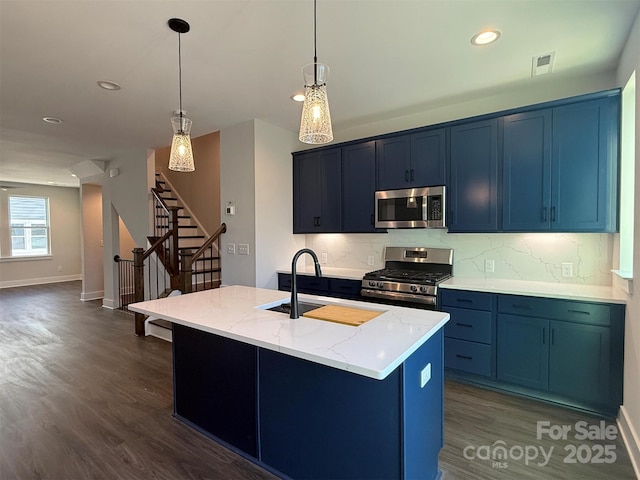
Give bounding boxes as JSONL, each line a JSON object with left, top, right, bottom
{"left": 548, "top": 320, "right": 610, "bottom": 405}
{"left": 444, "top": 338, "right": 492, "bottom": 377}
{"left": 497, "top": 314, "right": 550, "bottom": 390}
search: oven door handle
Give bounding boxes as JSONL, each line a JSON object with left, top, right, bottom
{"left": 360, "top": 288, "right": 437, "bottom": 307}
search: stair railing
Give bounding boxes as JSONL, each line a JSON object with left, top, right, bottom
{"left": 181, "top": 223, "right": 227, "bottom": 293}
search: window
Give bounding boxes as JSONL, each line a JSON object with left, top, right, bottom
{"left": 8, "top": 195, "right": 50, "bottom": 256}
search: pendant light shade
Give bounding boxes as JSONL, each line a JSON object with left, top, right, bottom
{"left": 169, "top": 116, "right": 194, "bottom": 171}
{"left": 168, "top": 18, "right": 195, "bottom": 172}
{"left": 299, "top": 63, "right": 333, "bottom": 144}
{"left": 299, "top": 0, "right": 333, "bottom": 144}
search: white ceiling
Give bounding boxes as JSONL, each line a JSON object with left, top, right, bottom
{"left": 1, "top": 0, "right": 639, "bottom": 188}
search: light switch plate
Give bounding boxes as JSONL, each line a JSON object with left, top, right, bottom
{"left": 238, "top": 244, "right": 249, "bottom": 255}
{"left": 227, "top": 243, "right": 236, "bottom": 255}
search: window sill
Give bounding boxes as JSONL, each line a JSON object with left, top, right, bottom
{"left": 611, "top": 270, "right": 633, "bottom": 296}
{"left": 0, "top": 255, "right": 53, "bottom": 263}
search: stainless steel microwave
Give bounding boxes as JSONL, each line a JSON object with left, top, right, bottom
{"left": 375, "top": 186, "right": 446, "bottom": 228}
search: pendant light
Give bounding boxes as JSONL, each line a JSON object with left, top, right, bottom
{"left": 168, "top": 18, "right": 195, "bottom": 172}
{"left": 299, "top": 0, "right": 333, "bottom": 144}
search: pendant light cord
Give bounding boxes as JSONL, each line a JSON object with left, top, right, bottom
{"left": 178, "top": 32, "right": 183, "bottom": 122}
{"left": 313, "top": 0, "right": 318, "bottom": 85}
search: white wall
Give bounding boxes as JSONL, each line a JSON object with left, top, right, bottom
{"left": 100, "top": 148, "right": 151, "bottom": 308}
{"left": 80, "top": 184, "right": 103, "bottom": 300}
{"left": 616, "top": 9, "right": 640, "bottom": 476}
{"left": 219, "top": 119, "right": 303, "bottom": 289}
{"left": 254, "top": 120, "right": 305, "bottom": 289}
{"left": 0, "top": 184, "right": 81, "bottom": 288}
{"left": 220, "top": 121, "right": 257, "bottom": 287}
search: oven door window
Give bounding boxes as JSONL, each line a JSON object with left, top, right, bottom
{"left": 378, "top": 196, "right": 424, "bottom": 222}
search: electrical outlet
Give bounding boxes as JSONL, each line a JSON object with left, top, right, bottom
{"left": 57, "top": 266, "right": 62, "bottom": 272}
{"left": 321, "top": 252, "right": 328, "bottom": 264}
{"left": 367, "top": 255, "right": 375, "bottom": 266}
{"left": 420, "top": 363, "right": 431, "bottom": 388}
{"left": 238, "top": 244, "right": 249, "bottom": 255}
{"left": 485, "top": 259, "right": 495, "bottom": 273}
{"left": 561, "top": 262, "right": 573, "bottom": 277}
{"left": 227, "top": 243, "right": 236, "bottom": 255}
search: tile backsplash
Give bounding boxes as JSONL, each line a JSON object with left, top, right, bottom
{"left": 306, "top": 230, "right": 614, "bottom": 286}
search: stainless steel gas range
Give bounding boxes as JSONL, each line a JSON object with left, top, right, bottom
{"left": 361, "top": 246, "right": 453, "bottom": 309}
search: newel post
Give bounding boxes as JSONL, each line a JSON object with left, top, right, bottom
{"left": 181, "top": 249, "right": 193, "bottom": 294}
{"left": 133, "top": 247, "right": 145, "bottom": 336}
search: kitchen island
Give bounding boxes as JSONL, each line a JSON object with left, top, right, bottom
{"left": 130, "top": 285, "right": 449, "bottom": 480}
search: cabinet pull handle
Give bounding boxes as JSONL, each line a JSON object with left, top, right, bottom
{"left": 456, "top": 354, "right": 473, "bottom": 360}
{"left": 551, "top": 328, "right": 555, "bottom": 345}
{"left": 317, "top": 216, "right": 321, "bottom": 227}
{"left": 568, "top": 309, "right": 590, "bottom": 315}
{"left": 405, "top": 170, "right": 409, "bottom": 182}
{"left": 456, "top": 322, "right": 473, "bottom": 328}
{"left": 542, "top": 206, "right": 548, "bottom": 222}
{"left": 542, "top": 327, "right": 546, "bottom": 344}
{"left": 410, "top": 169, "right": 415, "bottom": 181}
{"left": 551, "top": 206, "right": 556, "bottom": 222}
{"left": 370, "top": 214, "right": 375, "bottom": 225}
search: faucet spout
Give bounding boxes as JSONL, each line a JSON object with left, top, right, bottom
{"left": 290, "top": 248, "right": 323, "bottom": 319}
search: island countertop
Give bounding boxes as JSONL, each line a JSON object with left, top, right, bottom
{"left": 129, "top": 285, "right": 449, "bottom": 380}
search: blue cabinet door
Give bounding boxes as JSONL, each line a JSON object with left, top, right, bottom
{"left": 497, "top": 314, "right": 549, "bottom": 390}
{"left": 411, "top": 128, "right": 447, "bottom": 186}
{"left": 449, "top": 119, "right": 499, "bottom": 232}
{"left": 503, "top": 110, "right": 552, "bottom": 231}
{"left": 342, "top": 141, "right": 378, "bottom": 232}
{"left": 551, "top": 96, "right": 619, "bottom": 232}
{"left": 293, "top": 148, "right": 342, "bottom": 233}
{"left": 376, "top": 135, "right": 411, "bottom": 190}
{"left": 549, "top": 320, "right": 610, "bottom": 404}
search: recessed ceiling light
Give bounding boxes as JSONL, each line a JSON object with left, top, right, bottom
{"left": 291, "top": 93, "right": 305, "bottom": 102}
{"left": 42, "top": 116, "right": 63, "bottom": 124}
{"left": 97, "top": 80, "right": 122, "bottom": 91}
{"left": 471, "top": 29, "right": 501, "bottom": 46}
{"left": 47, "top": 181, "right": 55, "bottom": 184}
{"left": 70, "top": 173, "right": 77, "bottom": 178}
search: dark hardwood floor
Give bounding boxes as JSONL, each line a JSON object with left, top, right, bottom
{"left": 0, "top": 281, "right": 636, "bottom": 480}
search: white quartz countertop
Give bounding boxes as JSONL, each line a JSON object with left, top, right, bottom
{"left": 129, "top": 285, "right": 449, "bottom": 380}
{"left": 440, "top": 277, "right": 626, "bottom": 304}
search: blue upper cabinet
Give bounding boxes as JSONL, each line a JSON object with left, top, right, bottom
{"left": 503, "top": 110, "right": 552, "bottom": 231}
{"left": 376, "top": 128, "right": 446, "bottom": 190}
{"left": 293, "top": 148, "right": 342, "bottom": 233}
{"left": 448, "top": 119, "right": 499, "bottom": 232}
{"left": 342, "top": 141, "right": 379, "bottom": 233}
{"left": 503, "top": 96, "right": 619, "bottom": 232}
{"left": 551, "top": 96, "right": 619, "bottom": 232}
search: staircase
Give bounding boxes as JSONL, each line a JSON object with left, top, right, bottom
{"left": 127, "top": 173, "right": 226, "bottom": 340}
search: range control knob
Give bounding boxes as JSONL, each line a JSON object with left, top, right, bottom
{"left": 368, "top": 281, "right": 376, "bottom": 287}
{"left": 377, "top": 282, "right": 384, "bottom": 288}
{"left": 410, "top": 285, "right": 418, "bottom": 292}
{"left": 420, "top": 286, "right": 428, "bottom": 293}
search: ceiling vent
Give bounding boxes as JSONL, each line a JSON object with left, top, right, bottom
{"left": 531, "top": 52, "right": 555, "bottom": 77}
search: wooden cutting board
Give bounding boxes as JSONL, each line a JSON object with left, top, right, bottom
{"left": 303, "top": 305, "right": 383, "bottom": 326}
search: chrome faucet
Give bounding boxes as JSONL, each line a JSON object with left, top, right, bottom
{"left": 290, "top": 248, "right": 322, "bottom": 319}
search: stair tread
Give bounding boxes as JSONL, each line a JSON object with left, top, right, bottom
{"left": 179, "top": 235, "right": 206, "bottom": 239}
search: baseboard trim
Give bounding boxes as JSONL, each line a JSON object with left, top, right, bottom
{"left": 0, "top": 274, "right": 82, "bottom": 289}
{"left": 102, "top": 298, "right": 117, "bottom": 309}
{"left": 81, "top": 290, "right": 104, "bottom": 301}
{"left": 618, "top": 405, "right": 640, "bottom": 478}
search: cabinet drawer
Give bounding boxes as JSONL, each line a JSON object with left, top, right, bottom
{"left": 498, "top": 295, "right": 610, "bottom": 326}
{"left": 444, "top": 307, "right": 492, "bottom": 344}
{"left": 441, "top": 289, "right": 492, "bottom": 311}
{"left": 329, "top": 278, "right": 362, "bottom": 299}
{"left": 444, "top": 338, "right": 492, "bottom": 377}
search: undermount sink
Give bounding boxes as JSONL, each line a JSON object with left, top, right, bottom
{"left": 266, "top": 301, "right": 325, "bottom": 316}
